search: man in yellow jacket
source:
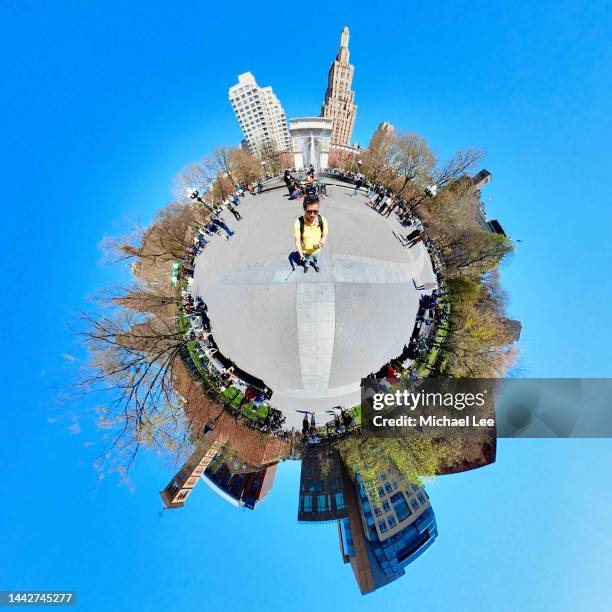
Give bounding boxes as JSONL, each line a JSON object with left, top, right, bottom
{"left": 294, "top": 194, "right": 328, "bottom": 273}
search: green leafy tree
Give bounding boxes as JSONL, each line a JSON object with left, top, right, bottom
{"left": 335, "top": 434, "right": 462, "bottom": 501}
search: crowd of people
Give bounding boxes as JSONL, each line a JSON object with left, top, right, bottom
{"left": 340, "top": 175, "right": 450, "bottom": 384}
{"left": 175, "top": 182, "right": 295, "bottom": 436}
{"left": 283, "top": 167, "right": 328, "bottom": 200}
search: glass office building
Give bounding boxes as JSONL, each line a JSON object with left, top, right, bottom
{"left": 338, "top": 466, "right": 438, "bottom": 593}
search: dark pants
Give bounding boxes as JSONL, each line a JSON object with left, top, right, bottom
{"left": 230, "top": 209, "right": 241, "bottom": 220}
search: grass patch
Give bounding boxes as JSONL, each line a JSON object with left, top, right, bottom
{"left": 416, "top": 301, "right": 450, "bottom": 378}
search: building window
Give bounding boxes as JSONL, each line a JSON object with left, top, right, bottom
{"left": 378, "top": 487, "right": 385, "bottom": 498}
{"left": 382, "top": 500, "right": 390, "bottom": 512}
{"left": 318, "top": 494, "right": 329, "bottom": 512}
{"left": 411, "top": 499, "right": 419, "bottom": 511}
{"left": 378, "top": 520, "right": 388, "bottom": 534}
{"left": 374, "top": 505, "right": 382, "bottom": 516}
{"left": 418, "top": 493, "right": 426, "bottom": 504}
{"left": 302, "top": 495, "right": 312, "bottom": 512}
{"left": 335, "top": 492, "right": 345, "bottom": 510}
{"left": 384, "top": 483, "right": 393, "bottom": 494}
{"left": 390, "top": 492, "right": 412, "bottom": 522}
{"left": 388, "top": 515, "right": 397, "bottom": 528}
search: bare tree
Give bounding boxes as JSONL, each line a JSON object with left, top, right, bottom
{"left": 173, "top": 157, "right": 217, "bottom": 201}
{"left": 100, "top": 202, "right": 202, "bottom": 276}
{"left": 391, "top": 133, "right": 436, "bottom": 196}
{"left": 75, "top": 308, "right": 190, "bottom": 473}
{"left": 259, "top": 141, "right": 282, "bottom": 176}
{"left": 229, "top": 148, "right": 260, "bottom": 184}
{"left": 96, "top": 282, "right": 178, "bottom": 317}
{"left": 361, "top": 124, "right": 397, "bottom": 185}
{"left": 433, "top": 147, "right": 484, "bottom": 189}
{"left": 212, "top": 145, "right": 236, "bottom": 185}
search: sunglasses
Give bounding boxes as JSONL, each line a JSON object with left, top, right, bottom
{"left": 305, "top": 209, "right": 319, "bottom": 214}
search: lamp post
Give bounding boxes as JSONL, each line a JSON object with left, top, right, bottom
{"left": 190, "top": 189, "right": 213, "bottom": 212}
{"left": 409, "top": 184, "right": 437, "bottom": 214}
{"left": 260, "top": 159, "right": 267, "bottom": 180}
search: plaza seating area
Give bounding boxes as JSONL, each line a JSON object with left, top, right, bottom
{"left": 338, "top": 176, "right": 450, "bottom": 385}
{"left": 173, "top": 186, "right": 293, "bottom": 437}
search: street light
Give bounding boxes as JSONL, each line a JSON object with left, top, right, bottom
{"left": 409, "top": 183, "right": 438, "bottom": 214}
{"left": 260, "top": 159, "right": 267, "bottom": 179}
{"left": 189, "top": 189, "right": 213, "bottom": 212}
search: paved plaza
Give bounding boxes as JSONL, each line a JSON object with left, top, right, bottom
{"left": 191, "top": 183, "right": 436, "bottom": 428}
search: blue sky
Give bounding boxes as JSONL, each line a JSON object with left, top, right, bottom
{"left": 1, "top": 1, "right": 611, "bottom": 610}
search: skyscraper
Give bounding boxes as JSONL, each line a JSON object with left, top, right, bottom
{"left": 321, "top": 26, "right": 357, "bottom": 146}
{"left": 229, "top": 72, "right": 291, "bottom": 155}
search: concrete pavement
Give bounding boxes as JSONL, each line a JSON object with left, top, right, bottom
{"left": 191, "top": 184, "right": 436, "bottom": 428}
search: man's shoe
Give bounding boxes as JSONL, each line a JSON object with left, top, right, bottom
{"left": 303, "top": 265, "right": 308, "bottom": 273}
{"left": 313, "top": 265, "right": 320, "bottom": 273}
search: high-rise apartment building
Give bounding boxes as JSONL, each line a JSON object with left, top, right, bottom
{"left": 229, "top": 72, "right": 290, "bottom": 155}
{"left": 337, "top": 462, "right": 438, "bottom": 594}
{"left": 321, "top": 27, "right": 357, "bottom": 146}
{"left": 368, "top": 122, "right": 395, "bottom": 148}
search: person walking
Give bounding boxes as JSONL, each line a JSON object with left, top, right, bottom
{"left": 212, "top": 214, "right": 234, "bottom": 238}
{"left": 378, "top": 193, "right": 392, "bottom": 215}
{"left": 206, "top": 220, "right": 229, "bottom": 241}
{"left": 351, "top": 176, "right": 363, "bottom": 198}
{"left": 407, "top": 232, "right": 427, "bottom": 248}
{"left": 384, "top": 199, "right": 398, "bottom": 218}
{"left": 294, "top": 194, "right": 328, "bottom": 273}
{"left": 373, "top": 189, "right": 385, "bottom": 209}
{"left": 283, "top": 169, "right": 293, "bottom": 196}
{"left": 404, "top": 221, "right": 424, "bottom": 246}
{"left": 227, "top": 202, "right": 242, "bottom": 221}
{"left": 309, "top": 412, "right": 317, "bottom": 434}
